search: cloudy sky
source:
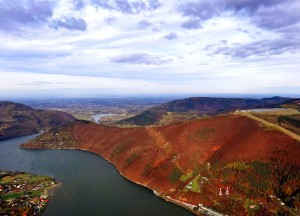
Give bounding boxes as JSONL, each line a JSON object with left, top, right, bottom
{"left": 0, "top": 0, "right": 299, "bottom": 98}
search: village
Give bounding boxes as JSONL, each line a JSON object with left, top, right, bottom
{"left": 0, "top": 170, "right": 57, "bottom": 215}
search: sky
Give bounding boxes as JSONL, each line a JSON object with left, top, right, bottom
{"left": 0, "top": 0, "right": 300, "bottom": 98}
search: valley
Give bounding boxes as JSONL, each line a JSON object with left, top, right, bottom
{"left": 17, "top": 97, "right": 173, "bottom": 123}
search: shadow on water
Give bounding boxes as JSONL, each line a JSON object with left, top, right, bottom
{"left": 0, "top": 135, "right": 194, "bottom": 216}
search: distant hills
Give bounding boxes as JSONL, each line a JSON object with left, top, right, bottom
{"left": 118, "top": 96, "right": 292, "bottom": 126}
{"left": 0, "top": 101, "right": 76, "bottom": 140}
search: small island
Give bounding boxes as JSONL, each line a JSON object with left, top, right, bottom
{"left": 0, "top": 170, "right": 58, "bottom": 215}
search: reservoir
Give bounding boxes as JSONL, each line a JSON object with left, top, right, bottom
{"left": 0, "top": 135, "right": 193, "bottom": 216}
{"left": 246, "top": 108, "right": 290, "bottom": 112}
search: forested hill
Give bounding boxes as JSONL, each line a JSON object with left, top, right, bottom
{"left": 0, "top": 101, "right": 76, "bottom": 140}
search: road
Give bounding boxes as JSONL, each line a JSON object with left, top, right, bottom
{"left": 154, "top": 191, "right": 226, "bottom": 216}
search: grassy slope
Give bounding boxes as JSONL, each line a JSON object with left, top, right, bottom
{"left": 248, "top": 107, "right": 300, "bottom": 135}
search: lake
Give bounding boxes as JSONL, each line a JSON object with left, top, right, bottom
{"left": 0, "top": 135, "right": 193, "bottom": 216}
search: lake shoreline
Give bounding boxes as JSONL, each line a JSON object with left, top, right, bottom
{"left": 20, "top": 146, "right": 201, "bottom": 216}
{"left": 1, "top": 135, "right": 193, "bottom": 216}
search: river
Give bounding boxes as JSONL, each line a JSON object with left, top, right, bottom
{"left": 92, "top": 113, "right": 116, "bottom": 123}
{"left": 0, "top": 135, "right": 194, "bottom": 216}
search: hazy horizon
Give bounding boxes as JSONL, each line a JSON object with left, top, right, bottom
{"left": 1, "top": 93, "right": 299, "bottom": 102}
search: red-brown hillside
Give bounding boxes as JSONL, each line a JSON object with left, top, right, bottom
{"left": 23, "top": 114, "right": 300, "bottom": 215}
{"left": 71, "top": 115, "right": 300, "bottom": 168}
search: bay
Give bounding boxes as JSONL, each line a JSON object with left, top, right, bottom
{"left": 0, "top": 135, "right": 193, "bottom": 216}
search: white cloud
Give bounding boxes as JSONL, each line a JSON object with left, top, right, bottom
{"left": 0, "top": 0, "right": 299, "bottom": 97}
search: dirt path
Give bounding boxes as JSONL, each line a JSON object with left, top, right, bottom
{"left": 145, "top": 126, "right": 176, "bottom": 168}
{"left": 238, "top": 112, "right": 300, "bottom": 142}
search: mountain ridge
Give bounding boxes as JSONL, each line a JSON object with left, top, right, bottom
{"left": 118, "top": 96, "right": 292, "bottom": 126}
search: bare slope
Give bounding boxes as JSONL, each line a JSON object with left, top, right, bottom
{"left": 0, "top": 101, "right": 76, "bottom": 140}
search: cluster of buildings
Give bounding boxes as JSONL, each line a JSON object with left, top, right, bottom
{"left": 0, "top": 193, "right": 49, "bottom": 215}
{"left": 0, "top": 171, "right": 55, "bottom": 215}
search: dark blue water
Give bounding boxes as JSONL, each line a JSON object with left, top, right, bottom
{"left": 0, "top": 135, "right": 193, "bottom": 216}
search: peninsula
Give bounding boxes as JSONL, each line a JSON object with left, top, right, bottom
{"left": 0, "top": 170, "right": 58, "bottom": 215}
